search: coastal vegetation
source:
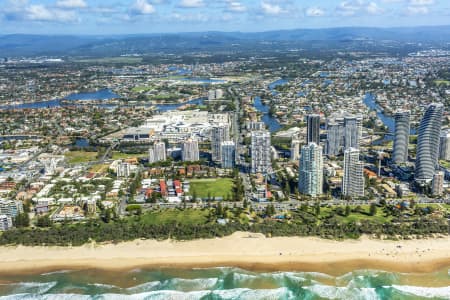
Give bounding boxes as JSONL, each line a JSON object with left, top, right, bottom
{"left": 0, "top": 202, "right": 448, "bottom": 247}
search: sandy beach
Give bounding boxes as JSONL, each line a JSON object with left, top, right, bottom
{"left": 1, "top": 232, "right": 450, "bottom": 275}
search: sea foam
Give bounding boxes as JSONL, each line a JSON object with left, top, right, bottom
{"left": 389, "top": 285, "right": 450, "bottom": 299}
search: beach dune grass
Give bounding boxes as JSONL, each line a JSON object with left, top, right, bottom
{"left": 64, "top": 151, "right": 98, "bottom": 164}
{"left": 188, "top": 178, "right": 234, "bottom": 199}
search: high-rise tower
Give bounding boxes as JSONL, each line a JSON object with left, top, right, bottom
{"left": 342, "top": 148, "right": 365, "bottom": 197}
{"left": 221, "top": 141, "right": 236, "bottom": 169}
{"left": 298, "top": 143, "right": 323, "bottom": 197}
{"left": 439, "top": 130, "right": 450, "bottom": 161}
{"left": 211, "top": 124, "right": 230, "bottom": 162}
{"left": 251, "top": 130, "right": 271, "bottom": 174}
{"left": 307, "top": 114, "right": 320, "bottom": 144}
{"left": 392, "top": 110, "right": 410, "bottom": 164}
{"left": 182, "top": 138, "right": 200, "bottom": 162}
{"left": 415, "top": 103, "right": 443, "bottom": 184}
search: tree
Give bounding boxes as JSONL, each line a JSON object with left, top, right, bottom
{"left": 345, "top": 205, "right": 351, "bottom": 217}
{"left": 265, "top": 204, "right": 275, "bottom": 217}
{"left": 243, "top": 198, "right": 248, "bottom": 209}
{"left": 369, "top": 203, "right": 377, "bottom": 216}
{"left": 14, "top": 213, "right": 30, "bottom": 227}
{"left": 315, "top": 203, "right": 320, "bottom": 216}
{"left": 103, "top": 209, "right": 111, "bottom": 223}
{"left": 36, "top": 215, "right": 53, "bottom": 227}
{"left": 216, "top": 202, "right": 223, "bottom": 218}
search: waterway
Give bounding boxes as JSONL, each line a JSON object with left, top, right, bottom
{"left": 362, "top": 93, "right": 395, "bottom": 133}
{"left": 0, "top": 89, "right": 120, "bottom": 110}
{"left": 0, "top": 88, "right": 205, "bottom": 112}
{"left": 252, "top": 79, "right": 288, "bottom": 132}
{"left": 253, "top": 96, "right": 281, "bottom": 132}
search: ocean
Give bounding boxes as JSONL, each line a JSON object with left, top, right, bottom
{"left": 0, "top": 267, "right": 449, "bottom": 299}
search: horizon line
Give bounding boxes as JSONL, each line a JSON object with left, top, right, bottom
{"left": 3, "top": 24, "right": 450, "bottom": 37}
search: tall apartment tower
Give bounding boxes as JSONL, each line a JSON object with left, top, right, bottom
{"left": 149, "top": 141, "right": 166, "bottom": 164}
{"left": 251, "top": 130, "right": 271, "bottom": 174}
{"left": 432, "top": 171, "right": 444, "bottom": 196}
{"left": 326, "top": 120, "right": 343, "bottom": 157}
{"left": 439, "top": 130, "right": 450, "bottom": 161}
{"left": 154, "top": 141, "right": 167, "bottom": 162}
{"left": 326, "top": 113, "right": 362, "bottom": 156}
{"left": 415, "top": 103, "right": 444, "bottom": 184}
{"left": 342, "top": 148, "right": 365, "bottom": 198}
{"left": 344, "top": 117, "right": 359, "bottom": 149}
{"left": 148, "top": 148, "right": 155, "bottom": 164}
{"left": 290, "top": 139, "right": 301, "bottom": 161}
{"left": 182, "top": 138, "right": 200, "bottom": 162}
{"left": 211, "top": 124, "right": 230, "bottom": 161}
{"left": 307, "top": 114, "right": 320, "bottom": 144}
{"left": 392, "top": 110, "right": 410, "bottom": 164}
{"left": 221, "top": 141, "right": 236, "bottom": 169}
{"left": 116, "top": 162, "right": 131, "bottom": 178}
{"left": 298, "top": 143, "right": 323, "bottom": 197}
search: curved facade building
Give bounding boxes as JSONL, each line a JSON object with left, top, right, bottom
{"left": 392, "top": 110, "right": 410, "bottom": 164}
{"left": 415, "top": 103, "right": 444, "bottom": 183}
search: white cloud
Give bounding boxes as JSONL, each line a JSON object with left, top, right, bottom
{"left": 25, "top": 4, "right": 78, "bottom": 22}
{"left": 405, "top": 5, "right": 429, "bottom": 14}
{"left": 221, "top": 13, "right": 233, "bottom": 21}
{"left": 409, "top": 0, "right": 434, "bottom": 5}
{"left": 227, "top": 1, "right": 247, "bottom": 13}
{"left": 261, "top": 1, "right": 286, "bottom": 15}
{"left": 336, "top": 1, "right": 385, "bottom": 16}
{"left": 336, "top": 1, "right": 361, "bottom": 16}
{"left": 366, "top": 2, "right": 384, "bottom": 14}
{"left": 131, "top": 0, "right": 155, "bottom": 14}
{"left": 2, "top": 1, "right": 79, "bottom": 23}
{"left": 171, "top": 12, "right": 208, "bottom": 21}
{"left": 55, "top": 0, "right": 88, "bottom": 9}
{"left": 179, "top": 0, "right": 205, "bottom": 8}
{"left": 305, "top": 7, "right": 325, "bottom": 17}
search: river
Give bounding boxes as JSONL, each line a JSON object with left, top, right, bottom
{"left": 0, "top": 88, "right": 205, "bottom": 112}
{"left": 0, "top": 89, "right": 120, "bottom": 110}
{"left": 362, "top": 93, "right": 395, "bottom": 133}
{"left": 253, "top": 79, "right": 287, "bottom": 132}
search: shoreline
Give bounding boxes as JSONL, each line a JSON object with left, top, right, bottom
{"left": 1, "top": 232, "right": 450, "bottom": 276}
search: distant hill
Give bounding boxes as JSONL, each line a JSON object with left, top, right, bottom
{"left": 1, "top": 26, "right": 449, "bottom": 57}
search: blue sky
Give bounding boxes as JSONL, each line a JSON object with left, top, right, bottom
{"left": 0, "top": 0, "right": 449, "bottom": 34}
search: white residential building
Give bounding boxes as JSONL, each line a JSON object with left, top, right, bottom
{"left": 342, "top": 148, "right": 365, "bottom": 198}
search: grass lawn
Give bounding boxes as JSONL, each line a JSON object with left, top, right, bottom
{"left": 112, "top": 151, "right": 147, "bottom": 160}
{"left": 440, "top": 160, "right": 450, "bottom": 169}
{"left": 319, "top": 205, "right": 391, "bottom": 224}
{"left": 65, "top": 151, "right": 98, "bottom": 164}
{"left": 89, "top": 164, "right": 109, "bottom": 173}
{"left": 434, "top": 80, "right": 450, "bottom": 86}
{"left": 140, "top": 209, "right": 210, "bottom": 226}
{"left": 189, "top": 178, "right": 234, "bottom": 199}
{"left": 131, "top": 85, "right": 156, "bottom": 93}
